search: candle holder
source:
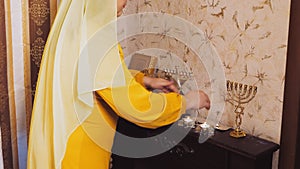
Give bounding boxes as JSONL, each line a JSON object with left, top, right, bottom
{"left": 226, "top": 80, "right": 257, "bottom": 138}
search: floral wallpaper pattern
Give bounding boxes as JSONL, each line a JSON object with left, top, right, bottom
{"left": 121, "top": 1, "right": 290, "bottom": 168}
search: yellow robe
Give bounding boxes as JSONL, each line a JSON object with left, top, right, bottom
{"left": 61, "top": 45, "right": 186, "bottom": 169}
{"left": 27, "top": 1, "right": 186, "bottom": 168}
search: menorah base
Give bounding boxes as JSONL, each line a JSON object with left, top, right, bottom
{"left": 230, "top": 129, "right": 246, "bottom": 138}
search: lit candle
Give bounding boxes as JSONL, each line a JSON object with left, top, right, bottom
{"left": 183, "top": 116, "right": 194, "bottom": 128}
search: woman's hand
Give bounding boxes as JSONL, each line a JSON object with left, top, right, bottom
{"left": 184, "top": 90, "right": 210, "bottom": 110}
{"left": 143, "top": 76, "right": 179, "bottom": 93}
{"left": 143, "top": 77, "right": 210, "bottom": 110}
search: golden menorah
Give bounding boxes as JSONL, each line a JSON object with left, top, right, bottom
{"left": 226, "top": 80, "right": 258, "bottom": 138}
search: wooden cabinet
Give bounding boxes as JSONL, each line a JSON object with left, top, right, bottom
{"left": 135, "top": 130, "right": 279, "bottom": 169}
{"left": 112, "top": 119, "right": 279, "bottom": 169}
{"left": 182, "top": 130, "right": 279, "bottom": 169}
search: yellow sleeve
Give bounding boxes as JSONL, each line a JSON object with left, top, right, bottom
{"left": 129, "top": 69, "right": 145, "bottom": 86}
{"left": 96, "top": 78, "right": 186, "bottom": 129}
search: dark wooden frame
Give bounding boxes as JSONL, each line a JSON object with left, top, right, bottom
{"left": 279, "top": 0, "right": 300, "bottom": 168}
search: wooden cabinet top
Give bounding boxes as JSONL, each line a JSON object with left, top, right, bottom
{"left": 188, "top": 129, "right": 280, "bottom": 159}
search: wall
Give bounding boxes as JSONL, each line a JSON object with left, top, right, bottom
{"left": 121, "top": 0, "right": 291, "bottom": 168}
{"left": 123, "top": 0, "right": 290, "bottom": 144}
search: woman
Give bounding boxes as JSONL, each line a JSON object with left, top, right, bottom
{"left": 27, "top": 0, "right": 210, "bottom": 168}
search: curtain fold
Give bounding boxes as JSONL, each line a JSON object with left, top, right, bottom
{"left": 0, "top": 0, "right": 57, "bottom": 168}
{"left": 0, "top": 0, "right": 14, "bottom": 168}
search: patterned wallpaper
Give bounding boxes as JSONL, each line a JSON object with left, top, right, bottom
{"left": 121, "top": 0, "right": 291, "bottom": 146}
